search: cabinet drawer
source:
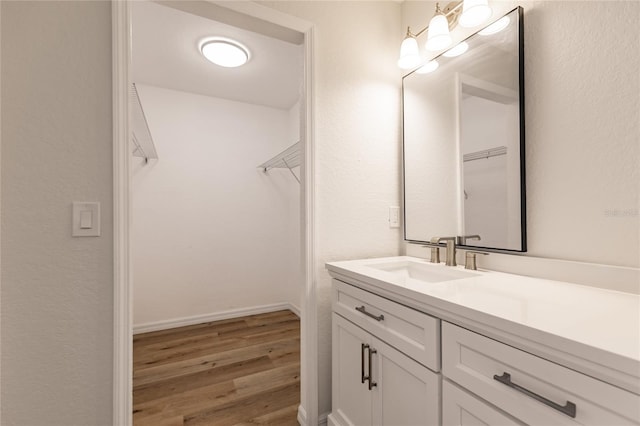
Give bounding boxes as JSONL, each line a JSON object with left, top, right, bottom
{"left": 332, "top": 279, "right": 440, "bottom": 371}
{"left": 442, "top": 322, "right": 640, "bottom": 425}
{"left": 443, "top": 379, "right": 523, "bottom": 426}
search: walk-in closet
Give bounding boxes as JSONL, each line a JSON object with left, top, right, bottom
{"left": 129, "top": 2, "right": 303, "bottom": 423}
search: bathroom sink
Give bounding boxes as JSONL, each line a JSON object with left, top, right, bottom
{"left": 365, "top": 260, "right": 479, "bottom": 283}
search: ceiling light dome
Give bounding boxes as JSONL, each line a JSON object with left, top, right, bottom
{"left": 201, "top": 38, "right": 250, "bottom": 68}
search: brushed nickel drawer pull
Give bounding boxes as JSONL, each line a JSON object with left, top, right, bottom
{"left": 494, "top": 372, "right": 577, "bottom": 418}
{"left": 355, "top": 305, "right": 384, "bottom": 321}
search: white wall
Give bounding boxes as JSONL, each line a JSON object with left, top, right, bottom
{"left": 403, "top": 1, "right": 640, "bottom": 270}
{"left": 132, "top": 85, "right": 300, "bottom": 327}
{"left": 260, "top": 1, "right": 404, "bottom": 418}
{"left": 1, "top": 1, "right": 113, "bottom": 424}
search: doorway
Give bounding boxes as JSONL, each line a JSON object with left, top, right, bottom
{"left": 112, "top": 1, "right": 317, "bottom": 424}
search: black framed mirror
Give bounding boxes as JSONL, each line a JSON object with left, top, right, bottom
{"left": 402, "top": 7, "right": 526, "bottom": 252}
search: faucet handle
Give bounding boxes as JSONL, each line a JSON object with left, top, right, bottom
{"left": 421, "top": 242, "right": 441, "bottom": 264}
{"left": 465, "top": 251, "right": 488, "bottom": 270}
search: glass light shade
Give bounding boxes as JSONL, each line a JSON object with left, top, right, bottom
{"left": 459, "top": 0, "right": 492, "bottom": 28}
{"left": 416, "top": 60, "right": 439, "bottom": 74}
{"left": 479, "top": 16, "right": 510, "bottom": 35}
{"left": 426, "top": 13, "right": 453, "bottom": 51}
{"left": 443, "top": 42, "right": 469, "bottom": 57}
{"left": 201, "top": 39, "right": 250, "bottom": 67}
{"left": 398, "top": 35, "right": 421, "bottom": 70}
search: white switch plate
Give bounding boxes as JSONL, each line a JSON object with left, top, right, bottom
{"left": 72, "top": 202, "right": 101, "bottom": 237}
{"left": 389, "top": 206, "right": 400, "bottom": 228}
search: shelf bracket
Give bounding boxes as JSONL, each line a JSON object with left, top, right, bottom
{"left": 282, "top": 158, "right": 300, "bottom": 184}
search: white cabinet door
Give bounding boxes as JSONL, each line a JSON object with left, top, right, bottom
{"left": 443, "top": 379, "right": 524, "bottom": 426}
{"left": 332, "top": 313, "right": 373, "bottom": 426}
{"left": 372, "top": 337, "right": 441, "bottom": 426}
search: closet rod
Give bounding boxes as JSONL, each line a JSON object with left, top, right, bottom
{"left": 463, "top": 146, "right": 507, "bottom": 162}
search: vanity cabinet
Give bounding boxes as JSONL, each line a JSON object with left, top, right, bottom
{"left": 329, "top": 280, "right": 441, "bottom": 426}
{"left": 329, "top": 273, "right": 640, "bottom": 426}
{"left": 331, "top": 314, "right": 440, "bottom": 426}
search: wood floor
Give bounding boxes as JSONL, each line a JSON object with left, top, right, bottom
{"left": 133, "top": 310, "right": 300, "bottom": 426}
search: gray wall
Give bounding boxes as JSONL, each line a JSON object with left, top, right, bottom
{"left": 1, "top": 2, "right": 113, "bottom": 424}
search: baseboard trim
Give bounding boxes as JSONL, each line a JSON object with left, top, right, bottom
{"left": 318, "top": 412, "right": 328, "bottom": 426}
{"left": 297, "top": 405, "right": 307, "bottom": 425}
{"left": 297, "top": 406, "right": 329, "bottom": 426}
{"left": 133, "top": 302, "right": 300, "bottom": 334}
{"left": 326, "top": 413, "right": 338, "bottom": 426}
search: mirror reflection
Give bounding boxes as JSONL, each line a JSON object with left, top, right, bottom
{"left": 403, "top": 7, "right": 525, "bottom": 252}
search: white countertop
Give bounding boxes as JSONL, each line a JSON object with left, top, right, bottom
{"left": 326, "top": 256, "right": 640, "bottom": 394}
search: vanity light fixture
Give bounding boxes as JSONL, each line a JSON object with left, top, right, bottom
{"left": 426, "top": 3, "right": 453, "bottom": 52}
{"left": 398, "top": 30, "right": 422, "bottom": 70}
{"left": 459, "top": 0, "right": 492, "bottom": 28}
{"left": 478, "top": 15, "right": 510, "bottom": 35}
{"left": 200, "top": 38, "right": 250, "bottom": 68}
{"left": 398, "top": 0, "right": 492, "bottom": 69}
{"left": 443, "top": 41, "right": 469, "bottom": 57}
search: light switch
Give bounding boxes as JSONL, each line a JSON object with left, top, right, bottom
{"left": 80, "top": 211, "right": 93, "bottom": 229}
{"left": 72, "top": 202, "right": 101, "bottom": 237}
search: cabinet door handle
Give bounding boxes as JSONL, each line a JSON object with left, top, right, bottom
{"left": 355, "top": 305, "right": 384, "bottom": 321}
{"left": 368, "top": 347, "right": 377, "bottom": 390}
{"left": 493, "top": 372, "right": 577, "bottom": 418}
{"left": 361, "top": 343, "right": 369, "bottom": 384}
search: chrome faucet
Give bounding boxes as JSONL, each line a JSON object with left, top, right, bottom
{"left": 437, "top": 237, "right": 457, "bottom": 266}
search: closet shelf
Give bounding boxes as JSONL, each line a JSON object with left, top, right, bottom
{"left": 131, "top": 83, "right": 158, "bottom": 163}
{"left": 258, "top": 141, "right": 301, "bottom": 183}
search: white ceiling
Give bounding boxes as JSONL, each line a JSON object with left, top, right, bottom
{"left": 132, "top": 1, "right": 303, "bottom": 110}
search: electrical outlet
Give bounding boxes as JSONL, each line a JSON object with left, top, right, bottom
{"left": 389, "top": 206, "right": 400, "bottom": 228}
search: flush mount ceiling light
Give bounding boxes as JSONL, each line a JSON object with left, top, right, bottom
{"left": 200, "top": 38, "right": 250, "bottom": 68}
{"left": 397, "top": 0, "right": 493, "bottom": 69}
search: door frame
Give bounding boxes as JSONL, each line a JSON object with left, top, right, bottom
{"left": 111, "top": 1, "right": 317, "bottom": 424}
